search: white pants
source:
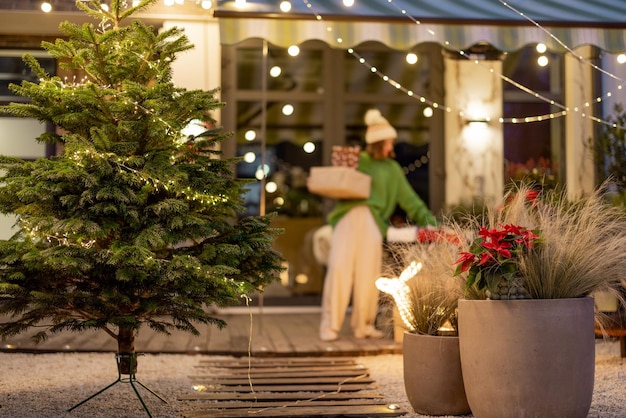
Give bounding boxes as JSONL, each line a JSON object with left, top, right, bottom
{"left": 319, "top": 206, "right": 383, "bottom": 338}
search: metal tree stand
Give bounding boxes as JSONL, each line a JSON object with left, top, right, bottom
{"left": 67, "top": 353, "right": 168, "bottom": 418}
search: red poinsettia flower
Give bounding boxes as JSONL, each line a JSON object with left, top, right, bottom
{"left": 455, "top": 223, "right": 541, "bottom": 293}
{"left": 455, "top": 252, "right": 476, "bottom": 273}
{"left": 477, "top": 251, "right": 497, "bottom": 266}
{"left": 519, "top": 229, "right": 539, "bottom": 249}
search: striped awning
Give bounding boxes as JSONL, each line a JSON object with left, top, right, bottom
{"left": 216, "top": 0, "right": 626, "bottom": 52}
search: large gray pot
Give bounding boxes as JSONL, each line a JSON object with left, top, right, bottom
{"left": 458, "top": 297, "right": 595, "bottom": 418}
{"left": 403, "top": 332, "right": 471, "bottom": 416}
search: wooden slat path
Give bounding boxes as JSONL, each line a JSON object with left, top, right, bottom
{"left": 180, "top": 392, "right": 386, "bottom": 401}
{"left": 179, "top": 357, "right": 406, "bottom": 417}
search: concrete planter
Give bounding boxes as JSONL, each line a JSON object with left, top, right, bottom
{"left": 403, "top": 332, "right": 471, "bottom": 416}
{"left": 458, "top": 297, "right": 595, "bottom": 418}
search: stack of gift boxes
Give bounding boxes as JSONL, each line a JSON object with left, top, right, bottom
{"left": 331, "top": 145, "right": 361, "bottom": 168}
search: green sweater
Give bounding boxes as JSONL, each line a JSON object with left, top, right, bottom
{"left": 327, "top": 152, "right": 437, "bottom": 236}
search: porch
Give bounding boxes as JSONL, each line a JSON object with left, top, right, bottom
{"left": 0, "top": 307, "right": 401, "bottom": 357}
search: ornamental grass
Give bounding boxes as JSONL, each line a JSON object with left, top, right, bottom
{"left": 456, "top": 183, "right": 626, "bottom": 302}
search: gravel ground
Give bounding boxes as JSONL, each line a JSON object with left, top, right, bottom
{"left": 0, "top": 340, "right": 625, "bottom": 418}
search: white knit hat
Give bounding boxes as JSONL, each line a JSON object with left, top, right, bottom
{"left": 364, "top": 109, "right": 397, "bottom": 144}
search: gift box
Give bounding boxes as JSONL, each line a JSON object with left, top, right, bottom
{"left": 307, "top": 166, "right": 371, "bottom": 199}
{"left": 386, "top": 226, "right": 418, "bottom": 243}
{"left": 331, "top": 145, "right": 361, "bottom": 168}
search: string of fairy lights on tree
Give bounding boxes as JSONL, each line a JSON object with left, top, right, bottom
{"left": 40, "top": 75, "right": 229, "bottom": 209}
{"left": 300, "top": 0, "right": 625, "bottom": 129}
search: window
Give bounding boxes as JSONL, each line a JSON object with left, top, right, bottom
{"left": 502, "top": 46, "right": 564, "bottom": 190}
{"left": 221, "top": 40, "right": 443, "bottom": 302}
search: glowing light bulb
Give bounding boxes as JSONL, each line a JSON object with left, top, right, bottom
{"left": 537, "top": 55, "right": 549, "bottom": 67}
{"left": 200, "top": 0, "right": 212, "bottom": 9}
{"left": 281, "top": 104, "right": 294, "bottom": 116}
{"left": 279, "top": 1, "right": 291, "bottom": 12}
{"left": 536, "top": 43, "right": 547, "bottom": 53}
{"left": 41, "top": 2, "right": 52, "bottom": 12}
{"left": 287, "top": 45, "right": 300, "bottom": 57}
{"left": 269, "top": 66, "right": 282, "bottom": 78}
{"left": 243, "top": 152, "right": 256, "bottom": 163}
{"left": 303, "top": 142, "right": 316, "bottom": 153}
{"left": 255, "top": 164, "right": 270, "bottom": 180}
{"left": 265, "top": 181, "right": 278, "bottom": 193}
{"left": 244, "top": 130, "right": 256, "bottom": 141}
{"left": 406, "top": 53, "right": 418, "bottom": 65}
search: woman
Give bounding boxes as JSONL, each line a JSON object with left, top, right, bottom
{"left": 319, "top": 108, "right": 437, "bottom": 341}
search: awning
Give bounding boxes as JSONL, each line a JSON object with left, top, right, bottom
{"left": 215, "top": 0, "right": 626, "bottom": 52}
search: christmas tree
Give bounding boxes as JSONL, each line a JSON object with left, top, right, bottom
{"left": 0, "top": 0, "right": 283, "bottom": 373}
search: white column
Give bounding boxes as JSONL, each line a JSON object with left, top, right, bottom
{"left": 444, "top": 57, "right": 504, "bottom": 206}
{"left": 564, "top": 45, "right": 595, "bottom": 198}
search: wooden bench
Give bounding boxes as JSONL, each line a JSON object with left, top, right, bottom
{"left": 595, "top": 311, "right": 626, "bottom": 358}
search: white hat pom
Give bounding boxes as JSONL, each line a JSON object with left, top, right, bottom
{"left": 364, "top": 108, "right": 397, "bottom": 144}
{"left": 364, "top": 108, "right": 386, "bottom": 126}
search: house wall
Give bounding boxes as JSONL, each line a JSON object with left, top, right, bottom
{"left": 0, "top": 118, "right": 48, "bottom": 239}
{"left": 162, "top": 19, "right": 222, "bottom": 122}
{"left": 444, "top": 57, "right": 504, "bottom": 206}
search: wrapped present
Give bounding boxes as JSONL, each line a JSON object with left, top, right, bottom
{"left": 417, "top": 228, "right": 460, "bottom": 244}
{"left": 386, "top": 226, "right": 418, "bottom": 242}
{"left": 307, "top": 166, "right": 370, "bottom": 199}
{"left": 331, "top": 145, "right": 361, "bottom": 168}
{"left": 386, "top": 226, "right": 461, "bottom": 244}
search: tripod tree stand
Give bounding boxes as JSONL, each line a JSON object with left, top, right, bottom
{"left": 68, "top": 353, "right": 167, "bottom": 417}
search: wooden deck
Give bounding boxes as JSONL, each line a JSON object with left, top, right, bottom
{"left": 0, "top": 307, "right": 402, "bottom": 357}
{"left": 180, "top": 356, "right": 407, "bottom": 417}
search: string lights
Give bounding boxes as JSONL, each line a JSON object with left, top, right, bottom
{"left": 39, "top": 72, "right": 228, "bottom": 209}
{"left": 36, "top": 0, "right": 214, "bottom": 13}
{"left": 301, "top": 0, "right": 625, "bottom": 129}
{"left": 65, "top": 146, "right": 229, "bottom": 208}
{"left": 163, "top": 0, "right": 213, "bottom": 9}
{"left": 499, "top": 0, "right": 626, "bottom": 85}
{"left": 36, "top": 1, "right": 625, "bottom": 128}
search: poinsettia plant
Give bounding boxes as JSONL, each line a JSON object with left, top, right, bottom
{"left": 454, "top": 224, "right": 540, "bottom": 294}
{"left": 449, "top": 183, "right": 626, "bottom": 303}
